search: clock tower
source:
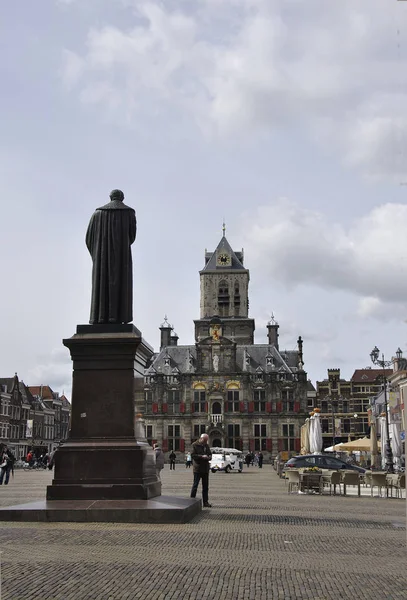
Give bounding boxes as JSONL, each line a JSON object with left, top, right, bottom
{"left": 194, "top": 231, "right": 255, "bottom": 345}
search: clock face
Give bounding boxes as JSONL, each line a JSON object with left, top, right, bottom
{"left": 217, "top": 253, "right": 231, "bottom": 266}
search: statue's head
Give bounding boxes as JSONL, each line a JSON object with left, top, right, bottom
{"left": 110, "top": 189, "right": 124, "bottom": 201}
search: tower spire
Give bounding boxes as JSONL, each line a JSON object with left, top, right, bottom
{"left": 222, "top": 220, "right": 226, "bottom": 236}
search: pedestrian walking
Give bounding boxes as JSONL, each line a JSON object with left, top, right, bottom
{"left": 0, "top": 445, "right": 15, "bottom": 485}
{"left": 190, "top": 433, "right": 212, "bottom": 507}
{"left": 154, "top": 444, "right": 165, "bottom": 479}
{"left": 169, "top": 450, "right": 176, "bottom": 470}
{"left": 185, "top": 452, "right": 192, "bottom": 468}
{"left": 258, "top": 451, "right": 264, "bottom": 469}
{"left": 245, "top": 452, "right": 252, "bottom": 468}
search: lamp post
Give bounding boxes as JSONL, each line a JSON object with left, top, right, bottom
{"left": 369, "top": 346, "right": 394, "bottom": 473}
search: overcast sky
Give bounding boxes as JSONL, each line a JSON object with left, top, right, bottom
{"left": 2, "top": 0, "right": 407, "bottom": 399}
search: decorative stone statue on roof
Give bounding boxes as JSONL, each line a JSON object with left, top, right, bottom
{"left": 86, "top": 189, "right": 137, "bottom": 324}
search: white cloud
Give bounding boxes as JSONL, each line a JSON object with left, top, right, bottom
{"left": 241, "top": 199, "right": 407, "bottom": 307}
{"left": 60, "top": 0, "right": 407, "bottom": 176}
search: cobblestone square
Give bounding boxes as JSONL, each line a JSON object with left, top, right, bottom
{"left": 0, "top": 466, "right": 405, "bottom": 600}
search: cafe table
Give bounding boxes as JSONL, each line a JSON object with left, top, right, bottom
{"left": 299, "top": 471, "right": 323, "bottom": 494}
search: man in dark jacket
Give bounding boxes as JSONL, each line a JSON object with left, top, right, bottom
{"left": 169, "top": 450, "right": 176, "bottom": 470}
{"left": 190, "top": 433, "right": 212, "bottom": 507}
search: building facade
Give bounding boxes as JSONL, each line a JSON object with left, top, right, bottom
{"left": 0, "top": 375, "right": 71, "bottom": 459}
{"left": 141, "top": 232, "right": 310, "bottom": 460}
{"left": 315, "top": 367, "right": 392, "bottom": 448}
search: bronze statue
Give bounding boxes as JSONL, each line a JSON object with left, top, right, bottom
{"left": 86, "top": 189, "right": 137, "bottom": 324}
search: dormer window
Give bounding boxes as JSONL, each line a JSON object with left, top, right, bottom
{"left": 266, "top": 357, "right": 273, "bottom": 366}
{"left": 164, "top": 357, "right": 170, "bottom": 367}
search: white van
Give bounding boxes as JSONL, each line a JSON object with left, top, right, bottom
{"left": 210, "top": 447, "right": 243, "bottom": 473}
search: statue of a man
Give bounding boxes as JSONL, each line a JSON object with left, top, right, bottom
{"left": 86, "top": 189, "right": 137, "bottom": 324}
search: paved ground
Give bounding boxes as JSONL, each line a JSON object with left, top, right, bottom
{"left": 0, "top": 466, "right": 405, "bottom": 600}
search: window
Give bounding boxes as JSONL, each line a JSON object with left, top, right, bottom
{"left": 227, "top": 390, "right": 240, "bottom": 412}
{"left": 227, "top": 424, "right": 241, "bottom": 449}
{"left": 354, "top": 418, "right": 369, "bottom": 434}
{"left": 307, "top": 398, "right": 314, "bottom": 409}
{"left": 167, "top": 390, "right": 180, "bottom": 414}
{"left": 254, "top": 424, "right": 267, "bottom": 451}
{"left": 321, "top": 419, "right": 329, "bottom": 433}
{"left": 253, "top": 390, "right": 266, "bottom": 412}
{"left": 266, "top": 356, "right": 273, "bottom": 366}
{"left": 218, "top": 280, "right": 230, "bottom": 317}
{"left": 283, "top": 400, "right": 294, "bottom": 412}
{"left": 353, "top": 401, "right": 362, "bottom": 413}
{"left": 193, "top": 390, "right": 206, "bottom": 413}
{"left": 168, "top": 425, "right": 181, "bottom": 451}
{"left": 282, "top": 389, "right": 294, "bottom": 401}
{"left": 343, "top": 419, "right": 351, "bottom": 433}
{"left": 342, "top": 401, "right": 349, "bottom": 413}
{"left": 145, "top": 391, "right": 153, "bottom": 414}
{"left": 321, "top": 401, "right": 328, "bottom": 413}
{"left": 362, "top": 398, "right": 370, "bottom": 412}
{"left": 281, "top": 423, "right": 295, "bottom": 451}
{"left": 146, "top": 425, "right": 153, "bottom": 445}
{"left": 194, "top": 424, "right": 206, "bottom": 439}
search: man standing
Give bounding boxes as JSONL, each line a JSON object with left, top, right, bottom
{"left": 169, "top": 450, "right": 176, "bottom": 470}
{"left": 190, "top": 433, "right": 212, "bottom": 507}
{"left": 86, "top": 189, "right": 137, "bottom": 325}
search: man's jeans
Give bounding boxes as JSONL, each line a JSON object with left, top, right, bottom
{"left": 0, "top": 468, "right": 10, "bottom": 485}
{"left": 190, "top": 472, "right": 209, "bottom": 503}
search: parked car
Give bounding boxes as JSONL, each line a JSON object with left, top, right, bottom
{"left": 284, "top": 454, "right": 365, "bottom": 473}
{"left": 210, "top": 448, "right": 243, "bottom": 473}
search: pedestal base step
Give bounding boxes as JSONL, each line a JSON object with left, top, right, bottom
{"left": 0, "top": 496, "right": 201, "bottom": 524}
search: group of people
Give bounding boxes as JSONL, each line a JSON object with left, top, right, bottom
{"left": 25, "top": 450, "right": 56, "bottom": 470}
{"left": 245, "top": 451, "right": 264, "bottom": 468}
{"left": 153, "top": 434, "right": 213, "bottom": 507}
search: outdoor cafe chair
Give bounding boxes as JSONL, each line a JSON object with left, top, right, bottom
{"left": 286, "top": 469, "right": 300, "bottom": 494}
{"left": 370, "top": 472, "right": 389, "bottom": 497}
{"left": 341, "top": 471, "right": 361, "bottom": 497}
{"left": 387, "top": 473, "right": 405, "bottom": 499}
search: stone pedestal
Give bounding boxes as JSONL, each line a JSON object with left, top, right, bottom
{"left": 47, "top": 325, "right": 160, "bottom": 501}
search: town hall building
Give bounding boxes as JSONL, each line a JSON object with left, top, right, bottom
{"left": 141, "top": 231, "right": 310, "bottom": 460}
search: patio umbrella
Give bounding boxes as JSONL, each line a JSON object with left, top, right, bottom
{"left": 301, "top": 419, "right": 310, "bottom": 455}
{"left": 380, "top": 416, "right": 388, "bottom": 470}
{"left": 310, "top": 413, "right": 323, "bottom": 453}
{"left": 324, "top": 442, "right": 344, "bottom": 452}
{"left": 390, "top": 422, "right": 402, "bottom": 459}
{"left": 340, "top": 437, "right": 381, "bottom": 452}
{"left": 370, "top": 417, "right": 378, "bottom": 468}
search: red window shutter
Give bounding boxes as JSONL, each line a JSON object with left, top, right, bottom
{"left": 249, "top": 439, "right": 255, "bottom": 451}
{"left": 239, "top": 401, "right": 245, "bottom": 413}
{"left": 205, "top": 402, "right": 208, "bottom": 413}
{"left": 266, "top": 402, "right": 272, "bottom": 413}
{"left": 162, "top": 403, "right": 168, "bottom": 414}
{"left": 266, "top": 438, "right": 272, "bottom": 452}
{"left": 276, "top": 402, "right": 282, "bottom": 413}
{"left": 180, "top": 403, "right": 185, "bottom": 413}
{"left": 295, "top": 438, "right": 301, "bottom": 453}
{"left": 278, "top": 439, "right": 283, "bottom": 452}
{"left": 294, "top": 402, "right": 300, "bottom": 413}
{"left": 180, "top": 439, "right": 185, "bottom": 452}
{"left": 152, "top": 403, "right": 158, "bottom": 414}
{"left": 248, "top": 401, "right": 254, "bottom": 413}
{"left": 162, "top": 439, "right": 168, "bottom": 452}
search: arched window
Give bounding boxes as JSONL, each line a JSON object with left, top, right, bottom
{"left": 218, "top": 280, "right": 230, "bottom": 317}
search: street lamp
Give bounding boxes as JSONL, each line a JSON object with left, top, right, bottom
{"left": 369, "top": 346, "right": 394, "bottom": 473}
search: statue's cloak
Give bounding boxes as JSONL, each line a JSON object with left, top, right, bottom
{"left": 86, "top": 200, "right": 137, "bottom": 324}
